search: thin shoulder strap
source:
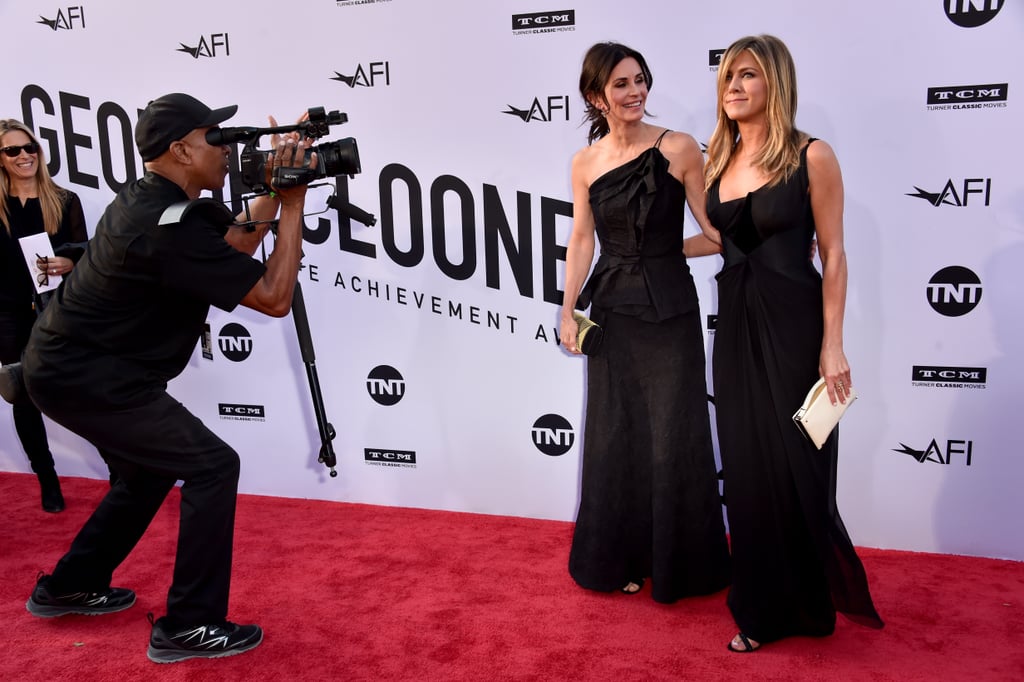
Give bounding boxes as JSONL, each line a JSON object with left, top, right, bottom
{"left": 802, "top": 136, "right": 819, "bottom": 155}
{"left": 653, "top": 129, "right": 671, "bottom": 149}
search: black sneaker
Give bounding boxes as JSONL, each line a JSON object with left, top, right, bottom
{"left": 147, "top": 615, "right": 263, "bottom": 663}
{"left": 26, "top": 574, "right": 136, "bottom": 617}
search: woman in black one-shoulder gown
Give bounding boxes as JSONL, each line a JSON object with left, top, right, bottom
{"left": 559, "top": 42, "right": 730, "bottom": 604}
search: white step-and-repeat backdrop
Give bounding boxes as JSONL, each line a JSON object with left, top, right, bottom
{"left": 2, "top": 1, "right": 1021, "bottom": 561}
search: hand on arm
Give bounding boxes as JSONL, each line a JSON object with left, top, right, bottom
{"left": 671, "top": 132, "right": 722, "bottom": 251}
{"left": 808, "top": 140, "right": 851, "bottom": 405}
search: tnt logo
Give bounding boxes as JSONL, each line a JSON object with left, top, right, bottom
{"left": 893, "top": 439, "right": 973, "bottom": 466}
{"left": 503, "top": 96, "right": 570, "bottom": 123}
{"left": 331, "top": 62, "right": 391, "bottom": 88}
{"left": 177, "top": 33, "right": 230, "bottom": 58}
{"left": 944, "top": 0, "right": 1003, "bottom": 27}
{"left": 926, "top": 266, "right": 982, "bottom": 317}
{"left": 367, "top": 365, "right": 405, "bottom": 406}
{"left": 37, "top": 6, "right": 85, "bottom": 30}
{"left": 906, "top": 178, "right": 991, "bottom": 207}
{"left": 531, "top": 414, "right": 574, "bottom": 456}
{"left": 217, "top": 323, "right": 253, "bottom": 362}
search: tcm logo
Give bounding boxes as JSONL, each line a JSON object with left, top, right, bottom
{"left": 944, "top": 0, "right": 1003, "bottom": 27}
{"left": 912, "top": 365, "right": 987, "bottom": 389}
{"left": 502, "top": 96, "right": 570, "bottom": 123}
{"left": 927, "top": 83, "right": 1007, "bottom": 104}
{"left": 531, "top": 414, "right": 574, "bottom": 456}
{"left": 218, "top": 403, "right": 266, "bottom": 421}
{"left": 364, "top": 448, "right": 417, "bottom": 467}
{"left": 512, "top": 10, "right": 576, "bottom": 33}
{"left": 37, "top": 6, "right": 85, "bottom": 30}
{"left": 893, "top": 439, "right": 973, "bottom": 466}
{"left": 331, "top": 62, "right": 391, "bottom": 88}
{"left": 926, "top": 266, "right": 982, "bottom": 317}
{"left": 367, "top": 365, "right": 405, "bottom": 406}
{"left": 906, "top": 178, "right": 991, "bottom": 206}
{"left": 177, "top": 33, "right": 230, "bottom": 58}
{"left": 709, "top": 49, "right": 725, "bottom": 70}
{"left": 217, "top": 323, "right": 253, "bottom": 362}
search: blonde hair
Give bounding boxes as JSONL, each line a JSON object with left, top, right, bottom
{"left": 0, "top": 119, "right": 67, "bottom": 236}
{"left": 704, "top": 35, "right": 805, "bottom": 191}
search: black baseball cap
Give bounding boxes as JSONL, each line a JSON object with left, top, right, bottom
{"left": 135, "top": 93, "right": 238, "bottom": 161}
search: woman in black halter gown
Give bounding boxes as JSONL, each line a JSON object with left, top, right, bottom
{"left": 559, "top": 42, "right": 730, "bottom": 604}
{"left": 701, "top": 35, "right": 884, "bottom": 651}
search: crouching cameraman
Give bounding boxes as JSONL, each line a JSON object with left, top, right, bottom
{"left": 22, "top": 93, "right": 314, "bottom": 663}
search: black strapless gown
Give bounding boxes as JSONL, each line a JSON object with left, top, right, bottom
{"left": 569, "top": 140, "right": 730, "bottom": 604}
{"left": 707, "top": 141, "right": 883, "bottom": 641}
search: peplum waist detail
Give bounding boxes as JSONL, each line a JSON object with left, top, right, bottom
{"left": 578, "top": 250, "right": 697, "bottom": 322}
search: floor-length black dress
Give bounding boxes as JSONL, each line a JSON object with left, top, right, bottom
{"left": 707, "top": 140, "right": 883, "bottom": 642}
{"left": 568, "top": 133, "right": 731, "bottom": 604}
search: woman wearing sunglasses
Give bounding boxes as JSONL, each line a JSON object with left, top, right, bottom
{"left": 0, "top": 118, "right": 88, "bottom": 512}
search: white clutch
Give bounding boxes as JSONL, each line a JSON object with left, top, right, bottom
{"left": 792, "top": 377, "right": 857, "bottom": 449}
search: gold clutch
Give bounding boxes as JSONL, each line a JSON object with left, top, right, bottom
{"left": 572, "top": 312, "right": 604, "bottom": 355}
{"left": 792, "top": 377, "right": 857, "bottom": 449}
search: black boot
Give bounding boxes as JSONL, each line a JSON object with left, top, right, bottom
{"left": 37, "top": 469, "right": 65, "bottom": 513}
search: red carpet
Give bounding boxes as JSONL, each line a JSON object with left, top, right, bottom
{"left": 1, "top": 472, "right": 1021, "bottom": 681}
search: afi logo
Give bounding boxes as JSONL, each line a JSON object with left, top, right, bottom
{"left": 906, "top": 178, "right": 991, "bottom": 206}
{"left": 37, "top": 6, "right": 85, "bottom": 30}
{"left": 531, "top": 414, "right": 574, "bottom": 456}
{"left": 893, "top": 439, "right": 973, "bottom": 465}
{"left": 367, "top": 365, "right": 405, "bottom": 406}
{"left": 217, "top": 323, "right": 253, "bottom": 362}
{"left": 709, "top": 49, "right": 725, "bottom": 69}
{"left": 177, "top": 34, "right": 230, "bottom": 58}
{"left": 944, "top": 0, "right": 1003, "bottom": 27}
{"left": 503, "top": 96, "right": 570, "bottom": 123}
{"left": 331, "top": 62, "right": 391, "bottom": 88}
{"left": 926, "top": 266, "right": 982, "bottom": 317}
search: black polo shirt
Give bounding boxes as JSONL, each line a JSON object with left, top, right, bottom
{"left": 24, "top": 172, "right": 265, "bottom": 407}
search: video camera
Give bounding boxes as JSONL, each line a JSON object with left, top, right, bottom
{"left": 205, "top": 106, "right": 361, "bottom": 195}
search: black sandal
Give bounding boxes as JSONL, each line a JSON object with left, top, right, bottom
{"left": 727, "top": 633, "right": 760, "bottom": 653}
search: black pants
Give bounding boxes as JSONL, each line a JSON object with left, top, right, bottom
{"left": 0, "top": 307, "right": 54, "bottom": 476}
{"left": 26, "top": 386, "right": 241, "bottom": 627}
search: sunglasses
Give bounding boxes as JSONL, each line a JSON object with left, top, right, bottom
{"left": 1, "top": 142, "right": 40, "bottom": 157}
{"left": 35, "top": 254, "right": 49, "bottom": 287}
